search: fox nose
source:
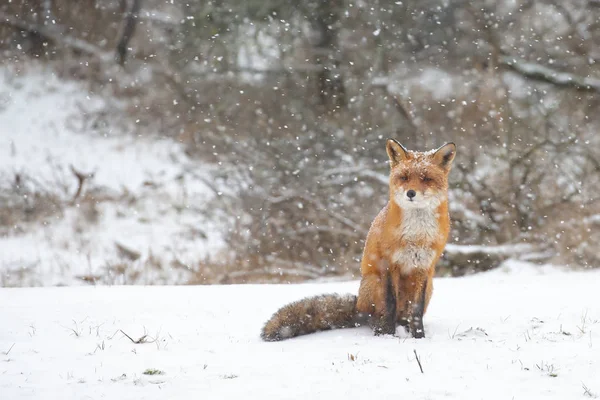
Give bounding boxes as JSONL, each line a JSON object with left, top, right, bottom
{"left": 407, "top": 190, "right": 416, "bottom": 199}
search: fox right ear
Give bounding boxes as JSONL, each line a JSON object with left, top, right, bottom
{"left": 386, "top": 139, "right": 409, "bottom": 166}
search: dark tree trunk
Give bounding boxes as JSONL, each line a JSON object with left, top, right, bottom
{"left": 312, "top": 0, "right": 345, "bottom": 112}
{"left": 115, "top": 0, "right": 142, "bottom": 66}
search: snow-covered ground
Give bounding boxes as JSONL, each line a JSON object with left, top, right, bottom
{"left": 0, "top": 64, "right": 223, "bottom": 286}
{"left": 1, "top": 262, "right": 598, "bottom": 399}
{"left": 1, "top": 62, "right": 598, "bottom": 399}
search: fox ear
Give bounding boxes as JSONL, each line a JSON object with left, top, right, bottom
{"left": 431, "top": 142, "right": 456, "bottom": 170}
{"left": 386, "top": 139, "right": 409, "bottom": 166}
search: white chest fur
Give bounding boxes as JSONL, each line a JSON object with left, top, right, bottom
{"left": 392, "top": 245, "right": 436, "bottom": 274}
{"left": 391, "top": 208, "right": 440, "bottom": 274}
{"left": 399, "top": 208, "right": 440, "bottom": 242}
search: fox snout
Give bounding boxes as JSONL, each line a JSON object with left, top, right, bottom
{"left": 395, "top": 187, "right": 442, "bottom": 209}
{"left": 403, "top": 188, "right": 423, "bottom": 203}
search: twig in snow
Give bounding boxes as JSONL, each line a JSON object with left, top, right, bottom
{"left": 413, "top": 349, "right": 424, "bottom": 374}
{"left": 3, "top": 343, "right": 15, "bottom": 356}
{"left": 583, "top": 382, "right": 596, "bottom": 398}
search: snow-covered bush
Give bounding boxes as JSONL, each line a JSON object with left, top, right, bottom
{"left": 2, "top": 0, "right": 599, "bottom": 284}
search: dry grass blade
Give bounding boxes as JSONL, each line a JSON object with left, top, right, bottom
{"left": 61, "top": 320, "right": 82, "bottom": 337}
{"left": 120, "top": 329, "right": 152, "bottom": 344}
{"left": 583, "top": 382, "right": 597, "bottom": 398}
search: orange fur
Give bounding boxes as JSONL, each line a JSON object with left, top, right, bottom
{"left": 357, "top": 140, "right": 456, "bottom": 335}
{"left": 261, "top": 140, "right": 456, "bottom": 340}
{"left": 357, "top": 140, "right": 455, "bottom": 337}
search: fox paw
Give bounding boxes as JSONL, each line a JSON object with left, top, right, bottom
{"left": 372, "top": 318, "right": 396, "bottom": 336}
{"left": 413, "top": 330, "right": 425, "bottom": 339}
{"left": 410, "top": 314, "right": 425, "bottom": 338}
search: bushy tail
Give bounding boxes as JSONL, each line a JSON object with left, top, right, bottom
{"left": 261, "top": 294, "right": 359, "bottom": 341}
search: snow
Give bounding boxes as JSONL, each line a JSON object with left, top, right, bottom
{"left": 1, "top": 262, "right": 598, "bottom": 399}
{"left": 0, "top": 66, "right": 188, "bottom": 196}
{"left": 445, "top": 243, "right": 534, "bottom": 255}
{"left": 0, "top": 64, "right": 223, "bottom": 286}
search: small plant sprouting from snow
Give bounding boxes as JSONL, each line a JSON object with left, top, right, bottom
{"left": 142, "top": 369, "right": 164, "bottom": 376}
{"left": 535, "top": 361, "right": 558, "bottom": 378}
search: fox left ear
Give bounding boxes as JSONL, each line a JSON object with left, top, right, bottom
{"left": 386, "top": 139, "right": 410, "bottom": 166}
{"left": 432, "top": 142, "right": 456, "bottom": 170}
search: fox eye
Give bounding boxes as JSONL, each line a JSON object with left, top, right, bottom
{"left": 422, "top": 176, "right": 433, "bottom": 182}
{"left": 399, "top": 176, "right": 409, "bottom": 182}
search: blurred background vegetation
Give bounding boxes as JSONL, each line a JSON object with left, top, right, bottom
{"left": 2, "top": 0, "right": 600, "bottom": 285}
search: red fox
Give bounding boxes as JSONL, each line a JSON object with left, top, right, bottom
{"left": 261, "top": 140, "right": 456, "bottom": 341}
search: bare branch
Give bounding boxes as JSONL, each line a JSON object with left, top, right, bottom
{"left": 0, "top": 12, "right": 112, "bottom": 61}
{"left": 322, "top": 166, "right": 389, "bottom": 186}
{"left": 268, "top": 193, "right": 363, "bottom": 233}
{"left": 70, "top": 165, "right": 95, "bottom": 204}
{"left": 500, "top": 55, "right": 600, "bottom": 92}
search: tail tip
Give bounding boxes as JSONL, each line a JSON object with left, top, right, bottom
{"left": 261, "top": 325, "right": 294, "bottom": 342}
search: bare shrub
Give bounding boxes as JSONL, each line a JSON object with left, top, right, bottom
{"left": 0, "top": 173, "right": 63, "bottom": 234}
{"left": 3, "top": 0, "right": 600, "bottom": 285}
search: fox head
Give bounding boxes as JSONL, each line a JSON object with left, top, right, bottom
{"left": 385, "top": 139, "right": 456, "bottom": 210}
